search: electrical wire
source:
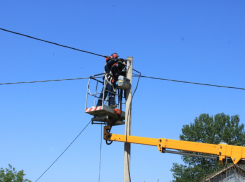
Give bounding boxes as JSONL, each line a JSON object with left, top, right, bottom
{"left": 137, "top": 75, "right": 245, "bottom": 91}
{"left": 132, "top": 69, "right": 141, "bottom": 98}
{"left": 0, "top": 77, "right": 101, "bottom": 85}
{"left": 0, "top": 28, "right": 106, "bottom": 57}
{"left": 1, "top": 28, "right": 244, "bottom": 91}
{"left": 1, "top": 74, "right": 244, "bottom": 91}
{"left": 98, "top": 124, "right": 103, "bottom": 182}
{"left": 35, "top": 120, "right": 91, "bottom": 182}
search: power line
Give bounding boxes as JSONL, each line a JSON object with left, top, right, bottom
{"left": 0, "top": 28, "right": 106, "bottom": 57}
{"left": 132, "top": 69, "right": 141, "bottom": 98}
{"left": 1, "top": 75, "right": 245, "bottom": 91}
{"left": 1, "top": 28, "right": 244, "bottom": 91}
{"left": 98, "top": 124, "right": 103, "bottom": 182}
{"left": 35, "top": 120, "right": 91, "bottom": 182}
{"left": 0, "top": 77, "right": 99, "bottom": 85}
{"left": 138, "top": 75, "right": 245, "bottom": 91}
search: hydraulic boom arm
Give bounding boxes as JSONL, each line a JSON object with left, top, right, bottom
{"left": 104, "top": 126, "right": 245, "bottom": 164}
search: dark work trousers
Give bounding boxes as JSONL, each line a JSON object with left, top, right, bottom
{"left": 96, "top": 80, "right": 116, "bottom": 107}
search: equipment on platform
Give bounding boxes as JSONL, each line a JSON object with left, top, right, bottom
{"left": 116, "top": 76, "right": 130, "bottom": 90}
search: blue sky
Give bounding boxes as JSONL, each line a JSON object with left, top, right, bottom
{"left": 1, "top": 1, "right": 245, "bottom": 182}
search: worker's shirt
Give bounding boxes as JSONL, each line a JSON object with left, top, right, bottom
{"left": 104, "top": 59, "right": 117, "bottom": 74}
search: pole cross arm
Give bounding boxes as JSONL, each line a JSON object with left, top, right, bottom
{"left": 104, "top": 126, "right": 245, "bottom": 164}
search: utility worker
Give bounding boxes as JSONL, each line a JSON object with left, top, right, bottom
{"left": 111, "top": 57, "right": 127, "bottom": 81}
{"left": 96, "top": 53, "right": 119, "bottom": 108}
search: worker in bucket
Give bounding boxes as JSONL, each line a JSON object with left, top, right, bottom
{"left": 96, "top": 53, "right": 119, "bottom": 108}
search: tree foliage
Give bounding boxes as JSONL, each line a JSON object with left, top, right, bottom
{"left": 171, "top": 113, "right": 245, "bottom": 182}
{"left": 0, "top": 164, "right": 31, "bottom": 182}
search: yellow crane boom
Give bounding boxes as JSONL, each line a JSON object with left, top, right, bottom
{"left": 104, "top": 125, "right": 245, "bottom": 164}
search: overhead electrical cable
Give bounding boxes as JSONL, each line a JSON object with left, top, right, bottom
{"left": 0, "top": 28, "right": 106, "bottom": 57}
{"left": 35, "top": 120, "right": 91, "bottom": 182}
{"left": 138, "top": 75, "right": 245, "bottom": 91}
{"left": 98, "top": 124, "right": 103, "bottom": 182}
{"left": 1, "top": 28, "right": 244, "bottom": 90}
{"left": 1, "top": 75, "right": 245, "bottom": 91}
{"left": 0, "top": 77, "right": 101, "bottom": 85}
{"left": 1, "top": 28, "right": 243, "bottom": 91}
{"left": 132, "top": 69, "right": 141, "bottom": 97}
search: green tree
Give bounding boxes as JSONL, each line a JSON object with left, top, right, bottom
{"left": 0, "top": 164, "right": 31, "bottom": 182}
{"left": 171, "top": 113, "right": 245, "bottom": 182}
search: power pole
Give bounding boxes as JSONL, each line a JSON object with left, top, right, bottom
{"left": 123, "top": 57, "right": 133, "bottom": 182}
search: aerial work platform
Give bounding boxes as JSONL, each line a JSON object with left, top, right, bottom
{"left": 85, "top": 74, "right": 129, "bottom": 126}
{"left": 85, "top": 105, "right": 125, "bottom": 125}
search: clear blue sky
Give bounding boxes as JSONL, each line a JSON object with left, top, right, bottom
{"left": 1, "top": 1, "right": 245, "bottom": 182}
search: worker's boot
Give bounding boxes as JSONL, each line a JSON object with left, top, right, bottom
{"left": 109, "top": 104, "right": 117, "bottom": 108}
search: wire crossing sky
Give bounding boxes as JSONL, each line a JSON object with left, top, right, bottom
{"left": 1, "top": 75, "right": 245, "bottom": 91}
{"left": 0, "top": 28, "right": 106, "bottom": 57}
{"left": 0, "top": 27, "right": 244, "bottom": 91}
{"left": 35, "top": 121, "right": 91, "bottom": 182}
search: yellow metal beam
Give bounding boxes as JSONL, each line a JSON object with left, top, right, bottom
{"left": 104, "top": 126, "right": 158, "bottom": 146}
{"left": 104, "top": 126, "right": 245, "bottom": 164}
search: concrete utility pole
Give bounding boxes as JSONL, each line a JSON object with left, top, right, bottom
{"left": 123, "top": 57, "right": 133, "bottom": 182}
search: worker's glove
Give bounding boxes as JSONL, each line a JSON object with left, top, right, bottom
{"left": 106, "top": 56, "right": 113, "bottom": 62}
{"left": 111, "top": 78, "right": 115, "bottom": 84}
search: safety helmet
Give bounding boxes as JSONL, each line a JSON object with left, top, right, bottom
{"left": 111, "top": 53, "right": 119, "bottom": 58}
